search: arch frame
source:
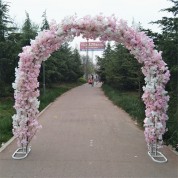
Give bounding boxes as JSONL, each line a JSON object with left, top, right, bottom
{"left": 12, "top": 14, "right": 170, "bottom": 159}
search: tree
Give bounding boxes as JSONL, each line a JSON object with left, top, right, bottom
{"left": 151, "top": 0, "right": 178, "bottom": 91}
{"left": 148, "top": 0, "right": 178, "bottom": 147}
{"left": 41, "top": 10, "right": 49, "bottom": 31}
{"left": 96, "top": 43, "right": 112, "bottom": 82}
{"left": 21, "top": 12, "right": 38, "bottom": 46}
{"left": 0, "top": 0, "right": 18, "bottom": 96}
{"left": 0, "top": 0, "right": 14, "bottom": 41}
{"left": 71, "top": 48, "right": 83, "bottom": 80}
{"left": 97, "top": 43, "right": 143, "bottom": 91}
{"left": 38, "top": 43, "right": 83, "bottom": 85}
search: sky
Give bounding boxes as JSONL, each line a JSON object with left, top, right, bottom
{"left": 8, "top": 0, "right": 174, "bottom": 62}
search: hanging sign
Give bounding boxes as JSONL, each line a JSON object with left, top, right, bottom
{"left": 80, "top": 41, "right": 105, "bottom": 51}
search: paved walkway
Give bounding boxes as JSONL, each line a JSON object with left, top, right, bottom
{"left": 0, "top": 84, "right": 177, "bottom": 178}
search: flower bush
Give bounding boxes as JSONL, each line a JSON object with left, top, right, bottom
{"left": 12, "top": 14, "right": 170, "bottom": 149}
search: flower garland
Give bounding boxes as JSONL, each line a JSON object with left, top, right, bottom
{"left": 12, "top": 15, "right": 170, "bottom": 149}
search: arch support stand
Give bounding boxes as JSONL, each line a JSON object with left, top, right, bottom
{"left": 148, "top": 143, "right": 167, "bottom": 163}
{"left": 12, "top": 146, "right": 31, "bottom": 160}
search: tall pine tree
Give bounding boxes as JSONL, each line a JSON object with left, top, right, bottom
{"left": 41, "top": 10, "right": 49, "bottom": 31}
{"left": 21, "top": 12, "right": 38, "bottom": 46}
{"left": 151, "top": 0, "right": 178, "bottom": 148}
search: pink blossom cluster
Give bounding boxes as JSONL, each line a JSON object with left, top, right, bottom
{"left": 12, "top": 23, "right": 65, "bottom": 147}
{"left": 12, "top": 15, "right": 170, "bottom": 149}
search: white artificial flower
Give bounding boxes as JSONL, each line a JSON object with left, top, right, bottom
{"left": 149, "top": 66, "right": 157, "bottom": 75}
{"left": 156, "top": 122, "right": 163, "bottom": 129}
{"left": 57, "top": 26, "right": 64, "bottom": 35}
{"left": 158, "top": 135, "right": 162, "bottom": 140}
{"left": 144, "top": 117, "right": 153, "bottom": 126}
{"left": 12, "top": 82, "right": 17, "bottom": 90}
{"left": 150, "top": 94, "right": 155, "bottom": 100}
{"left": 151, "top": 111, "right": 158, "bottom": 117}
{"left": 150, "top": 76, "right": 158, "bottom": 83}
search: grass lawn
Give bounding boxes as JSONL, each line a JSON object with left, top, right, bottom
{"left": 0, "top": 97, "right": 14, "bottom": 145}
{"left": 102, "top": 84, "right": 145, "bottom": 127}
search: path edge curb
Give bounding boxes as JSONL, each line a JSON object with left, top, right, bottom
{"left": 167, "top": 145, "right": 178, "bottom": 156}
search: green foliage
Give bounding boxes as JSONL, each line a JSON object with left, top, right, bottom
{"left": 102, "top": 84, "right": 145, "bottom": 125}
{"left": 41, "top": 10, "right": 49, "bottom": 30}
{"left": 164, "top": 92, "right": 178, "bottom": 147}
{"left": 97, "top": 43, "right": 144, "bottom": 91}
{"left": 96, "top": 43, "right": 112, "bottom": 82}
{"left": 149, "top": 0, "right": 178, "bottom": 92}
{"left": 81, "top": 55, "right": 95, "bottom": 79}
{"left": 0, "top": 97, "right": 14, "bottom": 145}
{"left": 38, "top": 44, "right": 83, "bottom": 85}
{"left": 0, "top": 0, "right": 19, "bottom": 96}
{"left": 21, "top": 12, "right": 38, "bottom": 46}
{"left": 0, "top": 0, "right": 15, "bottom": 41}
{"left": 78, "top": 77, "right": 87, "bottom": 83}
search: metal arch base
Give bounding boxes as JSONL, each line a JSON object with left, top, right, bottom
{"left": 148, "top": 150, "right": 167, "bottom": 163}
{"left": 148, "top": 143, "right": 168, "bottom": 163}
{"left": 12, "top": 146, "right": 31, "bottom": 160}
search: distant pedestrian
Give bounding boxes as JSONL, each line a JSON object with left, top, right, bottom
{"left": 88, "top": 78, "right": 92, "bottom": 85}
{"left": 95, "top": 75, "right": 99, "bottom": 85}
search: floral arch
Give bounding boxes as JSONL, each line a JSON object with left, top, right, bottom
{"left": 12, "top": 15, "right": 170, "bottom": 160}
